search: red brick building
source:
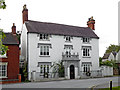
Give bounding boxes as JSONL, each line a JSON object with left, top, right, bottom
{"left": 0, "top": 24, "right": 21, "bottom": 84}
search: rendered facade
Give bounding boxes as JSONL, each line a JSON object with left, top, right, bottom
{"left": 21, "top": 5, "right": 100, "bottom": 80}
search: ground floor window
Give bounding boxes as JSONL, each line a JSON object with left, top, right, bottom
{"left": 38, "top": 62, "right": 51, "bottom": 78}
{"left": 0, "top": 62, "right": 8, "bottom": 78}
{"left": 82, "top": 62, "right": 92, "bottom": 73}
{"left": 40, "top": 65, "right": 50, "bottom": 74}
{"left": 83, "top": 64, "right": 90, "bottom": 72}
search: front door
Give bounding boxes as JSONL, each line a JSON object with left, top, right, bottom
{"left": 70, "top": 65, "right": 75, "bottom": 79}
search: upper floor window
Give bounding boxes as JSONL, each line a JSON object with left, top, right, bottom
{"left": 82, "top": 46, "right": 91, "bottom": 57}
{"left": 64, "top": 36, "right": 72, "bottom": 42}
{"left": 0, "top": 62, "right": 8, "bottom": 78}
{"left": 39, "top": 34, "right": 50, "bottom": 40}
{"left": 64, "top": 45, "right": 73, "bottom": 55}
{"left": 40, "top": 45, "right": 50, "bottom": 56}
{"left": 83, "top": 37, "right": 90, "bottom": 43}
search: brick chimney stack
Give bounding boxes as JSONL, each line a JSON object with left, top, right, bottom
{"left": 12, "top": 23, "right": 16, "bottom": 34}
{"left": 87, "top": 16, "right": 95, "bottom": 30}
{"left": 22, "top": 4, "right": 28, "bottom": 24}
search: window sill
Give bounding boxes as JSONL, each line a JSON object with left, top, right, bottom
{"left": 0, "top": 56, "right": 8, "bottom": 59}
{"left": 39, "top": 39, "right": 50, "bottom": 41}
{"left": 39, "top": 55, "right": 50, "bottom": 57}
{"left": 82, "top": 42, "right": 90, "bottom": 44}
{"left": 0, "top": 76, "right": 8, "bottom": 79}
{"left": 65, "top": 41, "right": 72, "bottom": 43}
{"left": 82, "top": 56, "right": 91, "bottom": 58}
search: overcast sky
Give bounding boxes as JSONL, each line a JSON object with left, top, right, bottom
{"left": 0, "top": 0, "right": 119, "bottom": 57}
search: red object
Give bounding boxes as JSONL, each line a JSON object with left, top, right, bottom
{"left": 0, "top": 24, "right": 21, "bottom": 84}
{"left": 22, "top": 4, "right": 28, "bottom": 24}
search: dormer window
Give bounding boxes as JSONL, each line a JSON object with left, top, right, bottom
{"left": 65, "top": 36, "right": 72, "bottom": 42}
{"left": 83, "top": 37, "right": 90, "bottom": 43}
{"left": 39, "top": 34, "right": 49, "bottom": 40}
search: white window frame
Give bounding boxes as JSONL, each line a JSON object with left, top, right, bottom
{"left": 40, "top": 45, "right": 50, "bottom": 56}
{"left": 39, "top": 34, "right": 50, "bottom": 40}
{"left": 83, "top": 64, "right": 90, "bottom": 72}
{"left": 82, "top": 62, "right": 92, "bottom": 73}
{"left": 38, "top": 63, "right": 51, "bottom": 74}
{"left": 0, "top": 62, "right": 8, "bottom": 78}
{"left": 82, "top": 46, "right": 91, "bottom": 57}
{"left": 64, "top": 45, "right": 73, "bottom": 55}
{"left": 64, "top": 36, "right": 72, "bottom": 42}
{"left": 82, "top": 37, "right": 90, "bottom": 43}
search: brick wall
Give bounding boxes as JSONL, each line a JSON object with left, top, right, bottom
{"left": 1, "top": 44, "right": 19, "bottom": 80}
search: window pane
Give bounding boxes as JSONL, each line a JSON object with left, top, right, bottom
{"left": 44, "top": 65, "right": 46, "bottom": 73}
{"left": 0, "top": 65, "right": 1, "bottom": 71}
{"left": 88, "top": 49, "right": 90, "bottom": 56}
{"left": 47, "top": 65, "right": 49, "bottom": 73}
{"left": 40, "top": 34, "right": 43, "bottom": 39}
{"left": 40, "top": 46, "right": 43, "bottom": 55}
{"left": 83, "top": 49, "right": 85, "bottom": 56}
{"left": 44, "top": 46, "right": 46, "bottom": 55}
{"left": 0, "top": 71, "right": 1, "bottom": 77}
{"left": 43, "top": 34, "right": 46, "bottom": 39}
{"left": 40, "top": 65, "right": 43, "bottom": 73}
{"left": 46, "top": 34, "right": 48, "bottom": 39}
{"left": 2, "top": 65, "right": 5, "bottom": 70}
{"left": 2, "top": 71, "right": 5, "bottom": 76}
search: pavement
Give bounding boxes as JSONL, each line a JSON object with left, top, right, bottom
{"left": 1, "top": 76, "right": 120, "bottom": 89}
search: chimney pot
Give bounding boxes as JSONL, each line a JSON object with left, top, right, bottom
{"left": 87, "top": 16, "right": 95, "bottom": 30}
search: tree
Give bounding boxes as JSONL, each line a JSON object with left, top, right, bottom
{"left": 51, "top": 61, "right": 64, "bottom": 77}
{"left": 0, "top": 30, "right": 8, "bottom": 55}
{"left": 0, "top": 0, "right": 8, "bottom": 55}
{"left": 99, "top": 57, "right": 103, "bottom": 66}
{"left": 0, "top": 0, "right": 6, "bottom": 9}
{"left": 99, "top": 58, "right": 118, "bottom": 68}
{"left": 105, "top": 44, "right": 120, "bottom": 54}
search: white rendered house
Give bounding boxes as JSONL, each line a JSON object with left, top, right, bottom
{"left": 21, "top": 5, "right": 100, "bottom": 80}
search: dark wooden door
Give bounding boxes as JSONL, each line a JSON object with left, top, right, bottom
{"left": 70, "top": 65, "right": 75, "bottom": 79}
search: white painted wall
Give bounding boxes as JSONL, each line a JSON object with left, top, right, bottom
{"left": 108, "top": 53, "right": 114, "bottom": 61}
{"left": 116, "top": 50, "right": 120, "bottom": 61}
{"left": 21, "top": 24, "right": 99, "bottom": 80}
{"left": 102, "top": 53, "right": 115, "bottom": 62}
{"left": 21, "top": 23, "right": 28, "bottom": 61}
{"left": 100, "top": 66, "right": 113, "bottom": 76}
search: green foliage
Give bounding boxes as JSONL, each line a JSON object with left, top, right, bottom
{"left": 0, "top": 30, "right": 8, "bottom": 55}
{"left": 0, "top": 1, "right": 8, "bottom": 55}
{"left": 51, "top": 61, "right": 64, "bottom": 77}
{"left": 22, "top": 62, "right": 28, "bottom": 81}
{"left": 100, "top": 59, "right": 118, "bottom": 68}
{"left": 105, "top": 44, "right": 120, "bottom": 54}
{"left": 99, "top": 57, "right": 103, "bottom": 66}
{"left": 0, "top": 0, "right": 6, "bottom": 9}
